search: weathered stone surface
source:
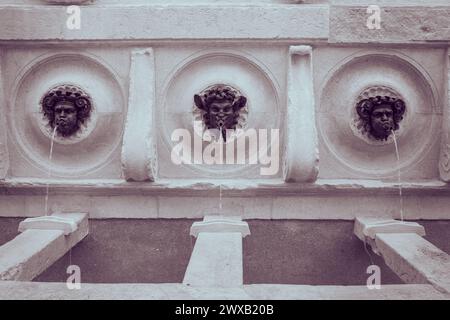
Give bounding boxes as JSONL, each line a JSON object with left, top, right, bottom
{"left": 330, "top": 6, "right": 450, "bottom": 44}
{"left": 439, "top": 52, "right": 450, "bottom": 181}
{"left": 0, "top": 5, "right": 329, "bottom": 41}
{"left": 0, "top": 213, "right": 88, "bottom": 281}
{"left": 376, "top": 233, "right": 450, "bottom": 294}
{"left": 0, "top": 50, "right": 9, "bottom": 180}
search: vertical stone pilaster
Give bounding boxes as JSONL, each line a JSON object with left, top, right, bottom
{"left": 0, "top": 48, "right": 9, "bottom": 179}
{"left": 439, "top": 50, "right": 450, "bottom": 181}
{"left": 283, "top": 45, "right": 319, "bottom": 182}
{"left": 121, "top": 48, "right": 157, "bottom": 181}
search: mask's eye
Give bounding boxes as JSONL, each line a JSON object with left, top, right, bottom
{"left": 223, "top": 107, "right": 231, "bottom": 113}
{"left": 372, "top": 112, "right": 381, "bottom": 118}
{"left": 211, "top": 107, "right": 219, "bottom": 113}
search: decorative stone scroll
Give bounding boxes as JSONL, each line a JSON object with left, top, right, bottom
{"left": 121, "top": 48, "right": 157, "bottom": 182}
{"left": 439, "top": 52, "right": 450, "bottom": 181}
{"left": 0, "top": 59, "right": 9, "bottom": 179}
{"left": 283, "top": 45, "right": 319, "bottom": 182}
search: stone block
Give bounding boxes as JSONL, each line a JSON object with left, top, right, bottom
{"left": 354, "top": 217, "right": 425, "bottom": 242}
{"left": 190, "top": 215, "right": 250, "bottom": 238}
{"left": 183, "top": 216, "right": 250, "bottom": 287}
{"left": 0, "top": 213, "right": 88, "bottom": 281}
{"left": 376, "top": 233, "right": 450, "bottom": 294}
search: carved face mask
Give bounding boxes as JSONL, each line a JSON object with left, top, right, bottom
{"left": 194, "top": 93, "right": 247, "bottom": 141}
{"left": 42, "top": 87, "right": 92, "bottom": 138}
{"left": 208, "top": 101, "right": 236, "bottom": 129}
{"left": 54, "top": 102, "right": 78, "bottom": 136}
{"left": 356, "top": 96, "right": 405, "bottom": 141}
{"left": 370, "top": 105, "right": 394, "bottom": 139}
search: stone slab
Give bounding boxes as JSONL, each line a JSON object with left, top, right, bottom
{"left": 376, "top": 233, "right": 450, "bottom": 294}
{"left": 0, "top": 213, "right": 88, "bottom": 281}
{"left": 183, "top": 216, "right": 249, "bottom": 287}
{"left": 0, "top": 5, "right": 329, "bottom": 41}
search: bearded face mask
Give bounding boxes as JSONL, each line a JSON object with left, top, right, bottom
{"left": 194, "top": 86, "right": 247, "bottom": 142}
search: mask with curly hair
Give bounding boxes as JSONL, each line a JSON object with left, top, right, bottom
{"left": 356, "top": 96, "right": 405, "bottom": 141}
{"left": 41, "top": 86, "right": 92, "bottom": 137}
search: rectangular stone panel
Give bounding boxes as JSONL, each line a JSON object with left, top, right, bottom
{"left": 330, "top": 6, "right": 450, "bottom": 43}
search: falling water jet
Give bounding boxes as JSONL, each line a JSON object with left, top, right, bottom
{"left": 391, "top": 129, "right": 404, "bottom": 222}
{"left": 218, "top": 125, "right": 224, "bottom": 215}
{"left": 219, "top": 184, "right": 223, "bottom": 214}
{"left": 44, "top": 126, "right": 58, "bottom": 216}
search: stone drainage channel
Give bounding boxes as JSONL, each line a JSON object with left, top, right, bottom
{"left": 0, "top": 214, "right": 449, "bottom": 299}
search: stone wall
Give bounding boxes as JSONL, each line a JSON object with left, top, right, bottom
{"left": 0, "top": 1, "right": 449, "bottom": 220}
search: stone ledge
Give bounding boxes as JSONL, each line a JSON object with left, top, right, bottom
{"left": 0, "top": 213, "right": 89, "bottom": 281}
{"left": 1, "top": 178, "right": 449, "bottom": 197}
{"left": 0, "top": 281, "right": 447, "bottom": 300}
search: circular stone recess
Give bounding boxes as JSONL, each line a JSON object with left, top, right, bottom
{"left": 161, "top": 51, "right": 281, "bottom": 178}
{"left": 319, "top": 52, "right": 439, "bottom": 178}
{"left": 10, "top": 53, "right": 125, "bottom": 178}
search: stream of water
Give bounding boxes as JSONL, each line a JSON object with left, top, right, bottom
{"left": 391, "top": 130, "right": 404, "bottom": 221}
{"left": 219, "top": 183, "right": 223, "bottom": 214}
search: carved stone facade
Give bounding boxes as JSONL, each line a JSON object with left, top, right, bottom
{"left": 0, "top": 1, "right": 449, "bottom": 300}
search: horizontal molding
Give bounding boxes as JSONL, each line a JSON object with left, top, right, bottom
{"left": 0, "top": 179, "right": 450, "bottom": 220}
{"left": 0, "top": 5, "right": 449, "bottom": 44}
{"left": 0, "top": 178, "right": 449, "bottom": 197}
